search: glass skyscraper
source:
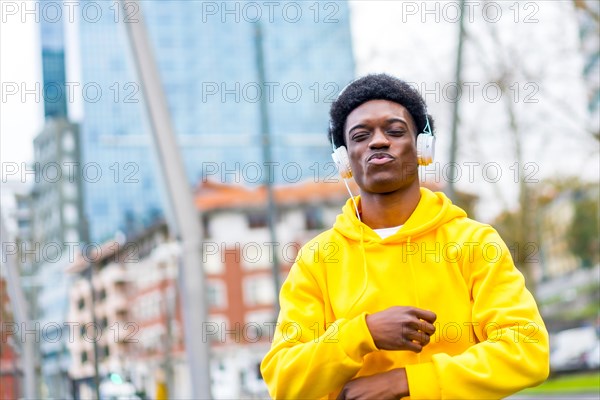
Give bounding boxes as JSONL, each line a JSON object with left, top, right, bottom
{"left": 40, "top": 0, "right": 68, "bottom": 119}
{"left": 77, "top": 1, "right": 355, "bottom": 242}
{"left": 36, "top": 2, "right": 82, "bottom": 397}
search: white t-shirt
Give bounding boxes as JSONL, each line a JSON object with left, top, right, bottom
{"left": 373, "top": 225, "right": 403, "bottom": 239}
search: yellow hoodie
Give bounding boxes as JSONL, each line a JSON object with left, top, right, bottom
{"left": 261, "top": 188, "right": 549, "bottom": 399}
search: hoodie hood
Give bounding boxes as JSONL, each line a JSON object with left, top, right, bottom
{"left": 333, "top": 187, "right": 467, "bottom": 243}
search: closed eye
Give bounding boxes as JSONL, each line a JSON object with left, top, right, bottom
{"left": 351, "top": 132, "right": 369, "bottom": 141}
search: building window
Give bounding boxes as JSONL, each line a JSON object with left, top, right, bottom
{"left": 98, "top": 288, "right": 106, "bottom": 301}
{"left": 256, "top": 362, "right": 263, "bottom": 380}
{"left": 202, "top": 214, "right": 211, "bottom": 238}
{"left": 65, "top": 228, "right": 79, "bottom": 243}
{"left": 116, "top": 309, "right": 127, "bottom": 321}
{"left": 77, "top": 298, "right": 85, "bottom": 310}
{"left": 204, "top": 248, "right": 224, "bottom": 274}
{"left": 17, "top": 198, "right": 29, "bottom": 210}
{"left": 305, "top": 207, "right": 324, "bottom": 230}
{"left": 62, "top": 131, "right": 75, "bottom": 152}
{"left": 63, "top": 203, "right": 79, "bottom": 225}
{"left": 104, "top": 346, "right": 110, "bottom": 358}
{"left": 81, "top": 351, "right": 88, "bottom": 364}
{"left": 63, "top": 181, "right": 78, "bottom": 199}
{"left": 247, "top": 212, "right": 268, "bottom": 229}
{"left": 207, "top": 281, "right": 227, "bottom": 308}
{"left": 206, "top": 315, "right": 228, "bottom": 343}
{"left": 241, "top": 243, "right": 271, "bottom": 271}
{"left": 243, "top": 276, "right": 275, "bottom": 306}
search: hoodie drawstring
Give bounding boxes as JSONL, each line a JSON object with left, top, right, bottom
{"left": 346, "top": 226, "right": 369, "bottom": 316}
{"left": 407, "top": 236, "right": 419, "bottom": 308}
{"left": 407, "top": 236, "right": 422, "bottom": 364}
{"left": 347, "top": 233, "right": 424, "bottom": 364}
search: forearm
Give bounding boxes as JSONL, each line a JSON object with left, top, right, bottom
{"left": 337, "top": 368, "right": 409, "bottom": 400}
{"left": 406, "top": 322, "right": 549, "bottom": 399}
{"left": 261, "top": 313, "right": 378, "bottom": 399}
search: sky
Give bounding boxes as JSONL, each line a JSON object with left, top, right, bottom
{"left": 1, "top": 4, "right": 44, "bottom": 169}
{"left": 1, "top": 0, "right": 598, "bottom": 221}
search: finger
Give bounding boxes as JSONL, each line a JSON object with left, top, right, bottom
{"left": 413, "top": 308, "right": 437, "bottom": 323}
{"left": 418, "top": 320, "right": 436, "bottom": 336}
{"left": 406, "top": 330, "right": 430, "bottom": 346}
{"left": 406, "top": 318, "right": 435, "bottom": 336}
{"left": 404, "top": 339, "right": 424, "bottom": 353}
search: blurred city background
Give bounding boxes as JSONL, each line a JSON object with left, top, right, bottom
{"left": 0, "top": 0, "right": 598, "bottom": 398}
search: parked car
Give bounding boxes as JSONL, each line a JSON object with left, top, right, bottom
{"left": 550, "top": 326, "right": 599, "bottom": 373}
{"left": 100, "top": 373, "right": 142, "bottom": 400}
{"left": 583, "top": 340, "right": 600, "bottom": 370}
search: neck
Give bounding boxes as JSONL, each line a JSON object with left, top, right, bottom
{"left": 359, "top": 183, "right": 421, "bottom": 229}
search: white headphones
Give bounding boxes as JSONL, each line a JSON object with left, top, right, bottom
{"left": 331, "top": 144, "right": 353, "bottom": 179}
{"left": 331, "top": 115, "right": 436, "bottom": 179}
{"left": 416, "top": 115, "right": 435, "bottom": 166}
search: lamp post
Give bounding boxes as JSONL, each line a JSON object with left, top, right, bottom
{"left": 119, "top": 1, "right": 212, "bottom": 397}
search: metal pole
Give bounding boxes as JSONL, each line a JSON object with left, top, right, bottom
{"left": 448, "top": 0, "right": 466, "bottom": 201}
{"left": 254, "top": 22, "right": 282, "bottom": 313}
{"left": 119, "top": 1, "right": 211, "bottom": 397}
{"left": 0, "top": 215, "right": 37, "bottom": 398}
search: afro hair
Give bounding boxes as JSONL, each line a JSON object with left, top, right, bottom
{"left": 328, "top": 74, "right": 435, "bottom": 148}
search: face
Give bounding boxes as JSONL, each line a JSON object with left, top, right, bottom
{"left": 344, "top": 99, "right": 419, "bottom": 194}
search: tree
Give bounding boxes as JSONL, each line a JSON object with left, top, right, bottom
{"left": 572, "top": 0, "right": 600, "bottom": 142}
{"left": 568, "top": 187, "right": 600, "bottom": 268}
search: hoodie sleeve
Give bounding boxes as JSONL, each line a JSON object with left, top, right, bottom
{"left": 405, "top": 227, "right": 550, "bottom": 399}
{"left": 260, "top": 258, "right": 378, "bottom": 399}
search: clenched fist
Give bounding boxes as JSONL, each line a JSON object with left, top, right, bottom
{"left": 366, "top": 306, "right": 436, "bottom": 352}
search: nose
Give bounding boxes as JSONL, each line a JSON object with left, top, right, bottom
{"left": 368, "top": 129, "right": 390, "bottom": 149}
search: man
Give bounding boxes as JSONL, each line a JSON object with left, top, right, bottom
{"left": 260, "top": 74, "right": 549, "bottom": 399}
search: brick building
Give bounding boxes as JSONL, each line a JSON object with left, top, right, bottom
{"left": 66, "top": 179, "right": 353, "bottom": 398}
{"left": 0, "top": 277, "right": 21, "bottom": 399}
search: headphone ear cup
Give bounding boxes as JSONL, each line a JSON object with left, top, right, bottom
{"left": 416, "top": 133, "right": 436, "bottom": 166}
{"left": 331, "top": 146, "right": 353, "bottom": 179}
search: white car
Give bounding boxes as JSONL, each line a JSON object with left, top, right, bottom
{"left": 99, "top": 380, "right": 141, "bottom": 400}
{"left": 550, "top": 326, "right": 599, "bottom": 373}
{"left": 584, "top": 340, "right": 600, "bottom": 370}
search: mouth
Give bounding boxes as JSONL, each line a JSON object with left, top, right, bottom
{"left": 367, "top": 152, "right": 395, "bottom": 165}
